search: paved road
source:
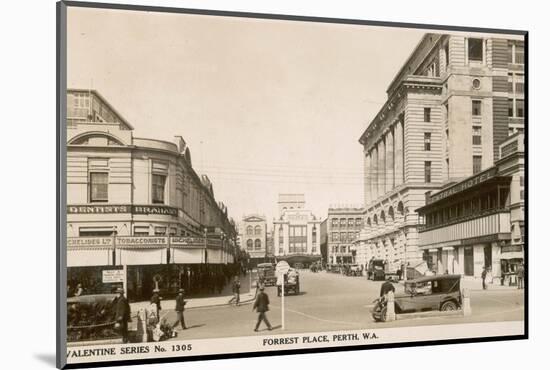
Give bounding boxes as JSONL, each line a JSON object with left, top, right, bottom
{"left": 159, "top": 270, "right": 524, "bottom": 340}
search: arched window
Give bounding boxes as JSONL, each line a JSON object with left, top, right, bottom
{"left": 246, "top": 239, "right": 253, "bottom": 250}
{"left": 254, "top": 225, "right": 261, "bottom": 235}
{"left": 380, "top": 210, "right": 386, "bottom": 223}
{"left": 367, "top": 217, "right": 371, "bottom": 227}
{"left": 254, "top": 239, "right": 262, "bottom": 250}
{"left": 397, "top": 202, "right": 404, "bottom": 216}
{"left": 388, "top": 206, "right": 395, "bottom": 221}
{"left": 373, "top": 214, "right": 378, "bottom": 225}
{"left": 246, "top": 226, "right": 253, "bottom": 235}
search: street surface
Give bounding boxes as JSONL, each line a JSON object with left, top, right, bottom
{"left": 158, "top": 270, "right": 524, "bottom": 340}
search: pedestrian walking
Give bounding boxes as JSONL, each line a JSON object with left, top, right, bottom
{"left": 379, "top": 278, "right": 395, "bottom": 297}
{"left": 517, "top": 263, "right": 525, "bottom": 289}
{"left": 230, "top": 276, "right": 241, "bottom": 306}
{"left": 150, "top": 288, "right": 162, "bottom": 321}
{"left": 172, "top": 289, "right": 187, "bottom": 330}
{"left": 114, "top": 287, "right": 131, "bottom": 343}
{"left": 253, "top": 286, "right": 272, "bottom": 332}
{"left": 481, "top": 267, "right": 488, "bottom": 290}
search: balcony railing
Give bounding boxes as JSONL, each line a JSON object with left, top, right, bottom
{"left": 418, "top": 211, "right": 510, "bottom": 247}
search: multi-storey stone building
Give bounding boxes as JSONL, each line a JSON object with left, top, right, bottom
{"left": 66, "top": 89, "right": 238, "bottom": 300}
{"left": 416, "top": 134, "right": 524, "bottom": 283}
{"left": 355, "top": 33, "right": 525, "bottom": 273}
{"left": 239, "top": 214, "right": 268, "bottom": 266}
{"left": 327, "top": 205, "right": 364, "bottom": 265}
{"left": 273, "top": 194, "right": 322, "bottom": 266}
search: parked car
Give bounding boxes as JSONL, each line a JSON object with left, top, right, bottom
{"left": 347, "top": 264, "right": 362, "bottom": 276}
{"left": 277, "top": 268, "right": 300, "bottom": 296}
{"left": 257, "top": 263, "right": 277, "bottom": 286}
{"left": 367, "top": 259, "right": 386, "bottom": 281}
{"left": 372, "top": 274, "right": 462, "bottom": 322}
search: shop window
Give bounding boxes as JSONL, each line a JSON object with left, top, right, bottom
{"left": 89, "top": 172, "right": 108, "bottom": 202}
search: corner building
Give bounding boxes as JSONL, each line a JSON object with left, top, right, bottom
{"left": 356, "top": 34, "right": 525, "bottom": 272}
{"left": 66, "top": 89, "right": 238, "bottom": 300}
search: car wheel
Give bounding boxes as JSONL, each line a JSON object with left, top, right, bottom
{"left": 440, "top": 301, "right": 458, "bottom": 311}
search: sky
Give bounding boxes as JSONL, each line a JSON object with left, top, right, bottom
{"left": 67, "top": 7, "right": 425, "bottom": 225}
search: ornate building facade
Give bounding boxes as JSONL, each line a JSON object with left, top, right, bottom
{"left": 355, "top": 34, "right": 525, "bottom": 273}
{"left": 66, "top": 89, "right": 238, "bottom": 300}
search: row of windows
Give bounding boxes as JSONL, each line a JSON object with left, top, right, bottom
{"left": 330, "top": 218, "right": 363, "bottom": 228}
{"left": 246, "top": 239, "right": 263, "bottom": 250}
{"left": 331, "top": 231, "right": 360, "bottom": 243}
{"left": 331, "top": 245, "right": 350, "bottom": 254}
{"left": 278, "top": 246, "right": 317, "bottom": 254}
{"left": 422, "top": 187, "right": 510, "bottom": 228}
{"left": 245, "top": 225, "right": 263, "bottom": 235}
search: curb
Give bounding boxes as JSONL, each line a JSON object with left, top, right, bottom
{"left": 396, "top": 310, "right": 464, "bottom": 320}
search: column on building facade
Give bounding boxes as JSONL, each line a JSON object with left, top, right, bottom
{"left": 394, "top": 119, "right": 404, "bottom": 186}
{"left": 378, "top": 138, "right": 386, "bottom": 197}
{"left": 371, "top": 145, "right": 379, "bottom": 200}
{"left": 364, "top": 151, "right": 372, "bottom": 205}
{"left": 385, "top": 129, "right": 395, "bottom": 193}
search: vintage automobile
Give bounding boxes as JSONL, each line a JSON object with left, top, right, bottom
{"left": 257, "top": 262, "right": 277, "bottom": 286}
{"left": 277, "top": 268, "right": 300, "bottom": 296}
{"left": 367, "top": 259, "right": 386, "bottom": 281}
{"left": 67, "top": 293, "right": 120, "bottom": 342}
{"left": 347, "top": 264, "right": 362, "bottom": 276}
{"left": 372, "top": 274, "right": 462, "bottom": 322}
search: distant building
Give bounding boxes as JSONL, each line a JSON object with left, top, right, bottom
{"left": 239, "top": 214, "right": 268, "bottom": 266}
{"left": 417, "top": 134, "right": 524, "bottom": 284}
{"left": 273, "top": 194, "right": 322, "bottom": 266}
{"left": 327, "top": 206, "right": 364, "bottom": 265}
{"left": 320, "top": 218, "right": 328, "bottom": 265}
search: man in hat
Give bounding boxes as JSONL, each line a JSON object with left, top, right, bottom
{"left": 114, "top": 288, "right": 131, "bottom": 343}
{"left": 230, "top": 276, "right": 241, "bottom": 306}
{"left": 172, "top": 289, "right": 187, "bottom": 330}
{"left": 150, "top": 288, "right": 162, "bottom": 321}
{"left": 253, "top": 286, "right": 272, "bottom": 332}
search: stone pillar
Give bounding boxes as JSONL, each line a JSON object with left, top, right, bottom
{"left": 364, "top": 151, "right": 372, "bottom": 205}
{"left": 394, "top": 119, "right": 404, "bottom": 186}
{"left": 385, "top": 128, "right": 395, "bottom": 193}
{"left": 378, "top": 138, "right": 386, "bottom": 197}
{"left": 371, "top": 146, "right": 379, "bottom": 200}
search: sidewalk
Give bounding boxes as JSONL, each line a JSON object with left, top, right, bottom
{"left": 130, "top": 273, "right": 259, "bottom": 312}
{"left": 461, "top": 278, "right": 521, "bottom": 292}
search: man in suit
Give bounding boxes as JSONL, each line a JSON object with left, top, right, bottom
{"left": 379, "top": 278, "right": 395, "bottom": 298}
{"left": 253, "top": 286, "right": 272, "bottom": 332}
{"left": 172, "top": 289, "right": 187, "bottom": 330}
{"left": 114, "top": 287, "right": 131, "bottom": 343}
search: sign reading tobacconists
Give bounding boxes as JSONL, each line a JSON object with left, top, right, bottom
{"left": 67, "top": 204, "right": 178, "bottom": 217}
{"left": 115, "top": 236, "right": 168, "bottom": 247}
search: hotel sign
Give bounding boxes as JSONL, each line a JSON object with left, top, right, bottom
{"left": 428, "top": 167, "right": 498, "bottom": 204}
{"left": 68, "top": 204, "right": 178, "bottom": 217}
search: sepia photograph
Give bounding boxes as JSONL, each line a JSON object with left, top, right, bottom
{"left": 58, "top": 1, "right": 527, "bottom": 367}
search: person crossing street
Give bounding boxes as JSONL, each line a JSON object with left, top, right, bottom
{"left": 253, "top": 286, "right": 272, "bottom": 332}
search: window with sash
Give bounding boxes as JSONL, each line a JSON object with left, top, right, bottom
{"left": 90, "top": 172, "right": 108, "bottom": 202}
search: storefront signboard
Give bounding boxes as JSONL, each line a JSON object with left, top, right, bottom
{"left": 102, "top": 269, "right": 124, "bottom": 283}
